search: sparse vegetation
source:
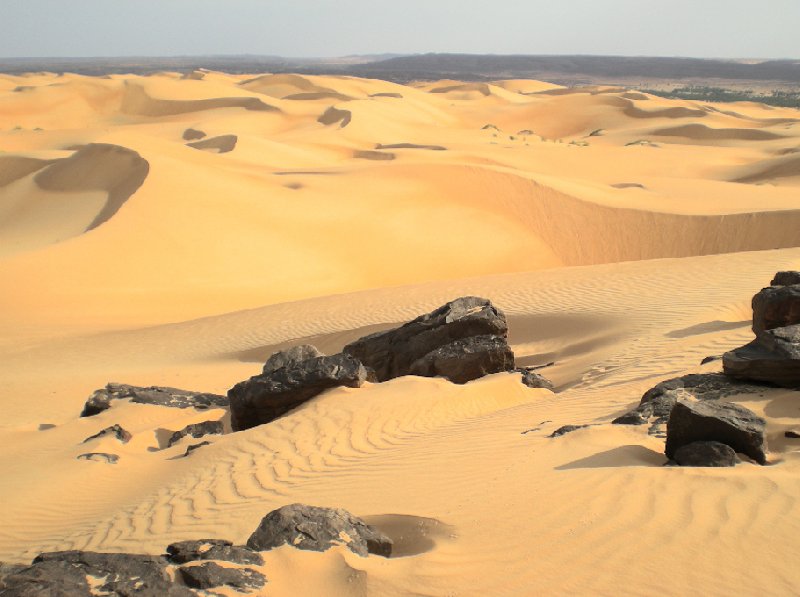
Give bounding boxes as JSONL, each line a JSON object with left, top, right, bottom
{"left": 640, "top": 86, "right": 800, "bottom": 108}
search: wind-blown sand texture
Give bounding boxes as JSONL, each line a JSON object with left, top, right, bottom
{"left": 1, "top": 71, "right": 800, "bottom": 596}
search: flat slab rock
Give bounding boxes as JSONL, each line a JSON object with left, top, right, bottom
{"left": 179, "top": 561, "right": 265, "bottom": 591}
{"left": 665, "top": 399, "right": 768, "bottom": 465}
{"left": 166, "top": 539, "right": 264, "bottom": 566}
{"left": 229, "top": 352, "right": 367, "bottom": 431}
{"left": 247, "top": 504, "right": 393, "bottom": 558}
{"left": 342, "top": 296, "right": 514, "bottom": 383}
{"left": 81, "top": 383, "right": 228, "bottom": 417}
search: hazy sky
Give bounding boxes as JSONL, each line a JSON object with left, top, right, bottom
{"left": 2, "top": 0, "right": 798, "bottom": 59}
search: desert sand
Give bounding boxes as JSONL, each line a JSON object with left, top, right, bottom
{"left": 1, "top": 70, "right": 800, "bottom": 595}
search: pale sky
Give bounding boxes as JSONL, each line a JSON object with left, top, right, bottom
{"left": 1, "top": 0, "right": 798, "bottom": 59}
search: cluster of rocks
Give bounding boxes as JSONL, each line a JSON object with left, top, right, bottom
{"left": 0, "top": 504, "right": 391, "bottom": 596}
{"left": 606, "top": 271, "right": 800, "bottom": 467}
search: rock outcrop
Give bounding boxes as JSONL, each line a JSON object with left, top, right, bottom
{"left": 262, "top": 344, "right": 323, "bottom": 375}
{"left": 665, "top": 399, "right": 767, "bottom": 464}
{"left": 751, "top": 283, "right": 800, "bottom": 334}
{"left": 771, "top": 271, "right": 800, "bottom": 286}
{"left": 343, "top": 297, "right": 514, "bottom": 383}
{"left": 166, "top": 539, "right": 263, "bottom": 566}
{"left": 81, "top": 383, "right": 228, "bottom": 417}
{"left": 229, "top": 352, "right": 367, "bottom": 431}
{"left": 178, "top": 562, "right": 265, "bottom": 592}
{"left": 247, "top": 504, "right": 393, "bottom": 558}
{"left": 724, "top": 324, "right": 800, "bottom": 387}
{"left": 167, "top": 420, "right": 224, "bottom": 447}
{"left": 672, "top": 441, "right": 738, "bottom": 467}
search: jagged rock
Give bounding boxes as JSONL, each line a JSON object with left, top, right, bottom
{"left": 229, "top": 353, "right": 367, "bottom": 431}
{"left": 342, "top": 297, "right": 513, "bottom": 383}
{"left": 723, "top": 324, "right": 800, "bottom": 387}
{"left": 76, "top": 452, "right": 119, "bottom": 464}
{"left": 182, "top": 441, "right": 211, "bottom": 457}
{"left": 1, "top": 551, "right": 195, "bottom": 597}
{"left": 262, "top": 345, "right": 323, "bottom": 375}
{"left": 752, "top": 284, "right": 800, "bottom": 334}
{"left": 771, "top": 271, "right": 800, "bottom": 286}
{"left": 673, "top": 441, "right": 738, "bottom": 467}
{"left": 548, "top": 424, "right": 589, "bottom": 438}
{"left": 516, "top": 368, "right": 555, "bottom": 390}
{"left": 82, "top": 424, "right": 132, "bottom": 444}
{"left": 81, "top": 383, "right": 228, "bottom": 417}
{"left": 167, "top": 421, "right": 224, "bottom": 448}
{"left": 247, "top": 504, "right": 392, "bottom": 558}
{"left": 406, "top": 335, "right": 515, "bottom": 384}
{"left": 612, "top": 373, "right": 767, "bottom": 428}
{"left": 179, "top": 562, "right": 266, "bottom": 591}
{"left": 166, "top": 539, "right": 263, "bottom": 566}
{"left": 665, "top": 399, "right": 767, "bottom": 464}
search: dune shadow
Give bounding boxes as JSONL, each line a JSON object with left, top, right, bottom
{"left": 556, "top": 445, "right": 665, "bottom": 470}
{"left": 362, "top": 514, "right": 456, "bottom": 558}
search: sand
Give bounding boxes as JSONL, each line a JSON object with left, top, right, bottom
{"left": 1, "top": 72, "right": 800, "bottom": 596}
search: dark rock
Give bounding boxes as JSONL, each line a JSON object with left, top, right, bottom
{"left": 785, "top": 430, "right": 800, "bottom": 439}
{"left": 246, "top": 504, "right": 392, "bottom": 558}
{"left": 752, "top": 284, "right": 800, "bottom": 334}
{"left": 182, "top": 441, "right": 211, "bottom": 457}
{"left": 673, "top": 441, "right": 738, "bottom": 467}
{"left": 229, "top": 353, "right": 367, "bottom": 431}
{"left": 612, "top": 373, "right": 766, "bottom": 426}
{"left": 516, "top": 368, "right": 555, "bottom": 390}
{"left": 82, "top": 424, "right": 132, "bottom": 444}
{"left": 76, "top": 452, "right": 119, "bottom": 464}
{"left": 179, "top": 562, "right": 265, "bottom": 591}
{"left": 182, "top": 128, "right": 206, "bottom": 141}
{"left": 700, "top": 355, "right": 721, "bottom": 365}
{"left": 549, "top": 425, "right": 589, "bottom": 438}
{"left": 166, "top": 539, "right": 264, "bottom": 566}
{"left": 343, "top": 297, "right": 513, "bottom": 383}
{"left": 81, "top": 383, "right": 228, "bottom": 417}
{"left": 665, "top": 399, "right": 768, "bottom": 465}
{"left": 407, "top": 335, "right": 515, "bottom": 384}
{"left": 723, "top": 324, "right": 800, "bottom": 387}
{"left": 262, "top": 345, "right": 323, "bottom": 375}
{"left": 5, "top": 551, "right": 196, "bottom": 597}
{"left": 771, "top": 271, "right": 800, "bottom": 286}
{"left": 167, "top": 421, "right": 224, "bottom": 448}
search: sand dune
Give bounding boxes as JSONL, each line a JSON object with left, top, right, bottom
{"left": 1, "top": 71, "right": 800, "bottom": 596}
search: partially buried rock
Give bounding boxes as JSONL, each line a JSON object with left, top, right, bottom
{"left": 247, "top": 504, "right": 393, "bottom": 558}
{"left": 517, "top": 368, "right": 555, "bottom": 390}
{"left": 182, "top": 441, "right": 211, "bottom": 457}
{"left": 673, "top": 441, "right": 738, "bottom": 467}
{"left": 82, "top": 424, "right": 132, "bottom": 444}
{"left": 81, "top": 383, "right": 228, "bottom": 417}
{"left": 407, "top": 335, "right": 514, "bottom": 384}
{"left": 262, "top": 345, "right": 323, "bottom": 375}
{"left": 229, "top": 353, "right": 367, "bottom": 431}
{"left": 167, "top": 420, "right": 224, "bottom": 448}
{"left": 179, "top": 562, "right": 266, "bottom": 592}
{"left": 3, "top": 551, "right": 194, "bottom": 596}
{"left": 723, "top": 324, "right": 800, "bottom": 387}
{"left": 549, "top": 424, "right": 588, "bottom": 438}
{"left": 343, "top": 297, "right": 514, "bottom": 383}
{"left": 166, "top": 539, "right": 264, "bottom": 566}
{"left": 665, "top": 399, "right": 767, "bottom": 465}
{"left": 76, "top": 452, "right": 119, "bottom": 464}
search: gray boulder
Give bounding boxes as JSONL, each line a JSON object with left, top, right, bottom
{"left": 247, "top": 504, "right": 392, "bottom": 558}
{"left": 342, "top": 297, "right": 513, "bottom": 383}
{"left": 673, "top": 441, "right": 738, "bottom": 467}
{"left": 81, "top": 383, "right": 228, "bottom": 417}
{"left": 262, "top": 345, "right": 323, "bottom": 374}
{"left": 82, "top": 424, "right": 132, "bottom": 444}
{"left": 518, "top": 369, "right": 555, "bottom": 390}
{"left": 166, "top": 539, "right": 263, "bottom": 566}
{"left": 2, "top": 551, "right": 195, "bottom": 597}
{"left": 665, "top": 399, "right": 768, "bottom": 464}
{"left": 229, "top": 353, "right": 367, "bottom": 431}
{"left": 723, "top": 324, "right": 800, "bottom": 387}
{"left": 167, "top": 421, "right": 224, "bottom": 448}
{"left": 771, "top": 271, "right": 800, "bottom": 286}
{"left": 407, "top": 335, "right": 515, "bottom": 384}
{"left": 752, "top": 284, "right": 800, "bottom": 334}
{"left": 178, "top": 562, "right": 265, "bottom": 592}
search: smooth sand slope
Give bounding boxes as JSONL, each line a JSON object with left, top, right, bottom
{"left": 1, "top": 72, "right": 800, "bottom": 596}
